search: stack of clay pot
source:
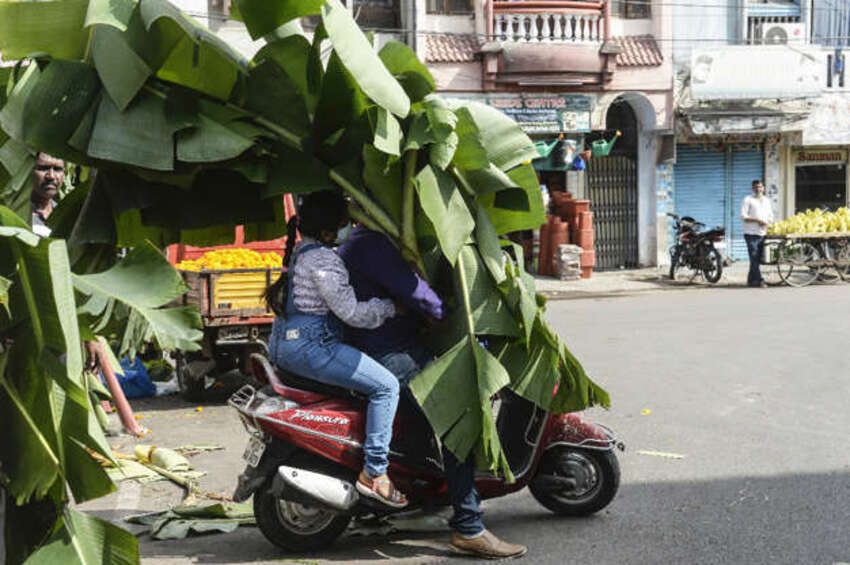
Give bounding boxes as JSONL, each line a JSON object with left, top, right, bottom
{"left": 538, "top": 215, "right": 569, "bottom": 276}
{"left": 538, "top": 191, "right": 596, "bottom": 279}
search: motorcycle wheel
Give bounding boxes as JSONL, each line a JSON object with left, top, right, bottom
{"left": 254, "top": 477, "right": 351, "bottom": 552}
{"left": 529, "top": 447, "right": 620, "bottom": 517}
{"left": 702, "top": 247, "right": 723, "bottom": 283}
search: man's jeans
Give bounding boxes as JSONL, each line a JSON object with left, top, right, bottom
{"left": 376, "top": 348, "right": 486, "bottom": 537}
{"left": 744, "top": 234, "right": 765, "bottom": 286}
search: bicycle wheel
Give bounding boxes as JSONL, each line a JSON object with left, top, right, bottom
{"left": 761, "top": 240, "right": 784, "bottom": 287}
{"left": 777, "top": 241, "right": 821, "bottom": 287}
{"left": 827, "top": 238, "right": 850, "bottom": 281}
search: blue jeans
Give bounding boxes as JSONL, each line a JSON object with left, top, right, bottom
{"left": 376, "top": 349, "right": 485, "bottom": 537}
{"left": 744, "top": 234, "right": 765, "bottom": 286}
{"left": 269, "top": 315, "right": 400, "bottom": 477}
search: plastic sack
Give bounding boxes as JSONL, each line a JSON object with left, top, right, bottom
{"left": 104, "top": 356, "right": 156, "bottom": 399}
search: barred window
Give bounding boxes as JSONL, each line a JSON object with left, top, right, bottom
{"left": 427, "top": 0, "right": 473, "bottom": 15}
{"left": 611, "top": 0, "right": 651, "bottom": 19}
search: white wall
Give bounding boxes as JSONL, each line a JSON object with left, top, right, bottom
{"left": 609, "top": 18, "right": 653, "bottom": 37}
{"left": 673, "top": 0, "right": 738, "bottom": 68}
{"left": 431, "top": 62, "right": 482, "bottom": 91}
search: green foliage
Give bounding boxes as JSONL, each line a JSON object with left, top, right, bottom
{"left": 0, "top": 208, "right": 142, "bottom": 563}
{"left": 0, "top": 4, "right": 609, "bottom": 560}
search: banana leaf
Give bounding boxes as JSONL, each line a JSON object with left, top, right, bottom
{"left": 233, "top": 0, "right": 323, "bottom": 40}
{"left": 414, "top": 165, "right": 473, "bottom": 266}
{"left": 26, "top": 507, "right": 139, "bottom": 565}
{"left": 0, "top": 5, "right": 610, "bottom": 556}
{"left": 73, "top": 241, "right": 203, "bottom": 357}
{"left": 85, "top": 0, "right": 139, "bottom": 30}
{"left": 378, "top": 41, "right": 436, "bottom": 103}
{"left": 321, "top": 0, "right": 409, "bottom": 118}
{"left": 253, "top": 35, "right": 318, "bottom": 113}
{"left": 91, "top": 25, "right": 152, "bottom": 111}
{"left": 0, "top": 0, "right": 89, "bottom": 61}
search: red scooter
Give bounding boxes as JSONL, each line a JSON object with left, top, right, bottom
{"left": 229, "top": 354, "right": 624, "bottom": 552}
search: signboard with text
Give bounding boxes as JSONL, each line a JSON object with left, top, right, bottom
{"left": 446, "top": 94, "right": 592, "bottom": 134}
{"left": 796, "top": 150, "right": 847, "bottom": 164}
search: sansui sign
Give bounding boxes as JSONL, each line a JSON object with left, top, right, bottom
{"left": 797, "top": 150, "right": 847, "bottom": 164}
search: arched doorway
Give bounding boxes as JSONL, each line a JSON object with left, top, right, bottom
{"left": 586, "top": 97, "right": 640, "bottom": 270}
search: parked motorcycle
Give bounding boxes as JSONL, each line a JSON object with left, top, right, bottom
{"left": 668, "top": 213, "right": 725, "bottom": 283}
{"left": 229, "top": 354, "right": 624, "bottom": 552}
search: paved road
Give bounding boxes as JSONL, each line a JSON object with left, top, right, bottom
{"left": 84, "top": 284, "right": 850, "bottom": 564}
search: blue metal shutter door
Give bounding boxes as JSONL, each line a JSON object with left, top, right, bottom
{"left": 730, "top": 147, "right": 765, "bottom": 261}
{"left": 674, "top": 146, "right": 727, "bottom": 246}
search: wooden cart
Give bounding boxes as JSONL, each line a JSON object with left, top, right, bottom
{"left": 173, "top": 267, "right": 282, "bottom": 399}
{"left": 762, "top": 233, "right": 850, "bottom": 287}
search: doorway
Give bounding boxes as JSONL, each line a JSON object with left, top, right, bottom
{"left": 586, "top": 99, "right": 639, "bottom": 270}
{"left": 795, "top": 164, "right": 847, "bottom": 212}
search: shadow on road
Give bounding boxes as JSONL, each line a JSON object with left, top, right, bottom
{"left": 131, "top": 471, "right": 850, "bottom": 564}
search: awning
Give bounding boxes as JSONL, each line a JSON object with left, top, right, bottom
{"left": 691, "top": 46, "right": 824, "bottom": 100}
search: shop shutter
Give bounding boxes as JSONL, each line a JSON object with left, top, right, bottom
{"left": 673, "top": 146, "right": 727, "bottom": 247}
{"left": 729, "top": 147, "right": 764, "bottom": 261}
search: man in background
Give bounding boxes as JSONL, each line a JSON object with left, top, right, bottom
{"left": 30, "top": 152, "right": 64, "bottom": 237}
{"left": 741, "top": 179, "right": 774, "bottom": 288}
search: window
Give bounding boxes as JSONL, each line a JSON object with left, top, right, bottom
{"left": 427, "top": 0, "right": 472, "bottom": 15}
{"left": 611, "top": 0, "right": 651, "bottom": 19}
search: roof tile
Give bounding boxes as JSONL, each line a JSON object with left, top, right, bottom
{"left": 425, "top": 34, "right": 480, "bottom": 63}
{"left": 612, "top": 35, "right": 663, "bottom": 67}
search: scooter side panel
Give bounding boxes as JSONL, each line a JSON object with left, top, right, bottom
{"left": 543, "top": 412, "right": 611, "bottom": 447}
{"left": 260, "top": 398, "right": 367, "bottom": 472}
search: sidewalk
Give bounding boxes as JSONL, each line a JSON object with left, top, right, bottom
{"left": 535, "top": 261, "right": 754, "bottom": 300}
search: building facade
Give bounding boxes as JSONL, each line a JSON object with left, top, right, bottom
{"left": 175, "top": 0, "right": 675, "bottom": 270}
{"left": 669, "top": 0, "right": 850, "bottom": 264}
{"left": 419, "top": 0, "right": 674, "bottom": 269}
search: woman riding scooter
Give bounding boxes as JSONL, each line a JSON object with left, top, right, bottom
{"left": 265, "top": 190, "right": 407, "bottom": 509}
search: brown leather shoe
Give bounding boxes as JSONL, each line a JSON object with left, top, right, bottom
{"left": 449, "top": 530, "right": 528, "bottom": 559}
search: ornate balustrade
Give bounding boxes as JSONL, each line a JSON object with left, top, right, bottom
{"left": 489, "top": 1, "right": 607, "bottom": 44}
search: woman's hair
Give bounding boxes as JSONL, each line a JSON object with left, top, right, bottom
{"left": 280, "top": 190, "right": 348, "bottom": 268}
{"left": 266, "top": 190, "right": 348, "bottom": 316}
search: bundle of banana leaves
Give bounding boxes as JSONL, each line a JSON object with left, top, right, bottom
{"left": 0, "top": 0, "right": 609, "bottom": 561}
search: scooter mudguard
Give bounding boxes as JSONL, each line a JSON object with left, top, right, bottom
{"left": 542, "top": 412, "right": 619, "bottom": 451}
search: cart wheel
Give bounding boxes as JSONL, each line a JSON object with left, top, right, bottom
{"left": 761, "top": 241, "right": 784, "bottom": 287}
{"left": 778, "top": 241, "right": 821, "bottom": 287}
{"left": 175, "top": 352, "right": 208, "bottom": 402}
{"left": 824, "top": 239, "right": 850, "bottom": 281}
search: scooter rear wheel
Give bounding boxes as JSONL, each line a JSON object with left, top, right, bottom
{"left": 254, "top": 477, "right": 351, "bottom": 552}
{"left": 529, "top": 447, "right": 620, "bottom": 517}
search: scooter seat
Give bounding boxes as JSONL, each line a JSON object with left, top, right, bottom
{"left": 276, "top": 368, "right": 365, "bottom": 400}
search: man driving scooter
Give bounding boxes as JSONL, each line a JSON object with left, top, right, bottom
{"left": 338, "top": 225, "right": 527, "bottom": 560}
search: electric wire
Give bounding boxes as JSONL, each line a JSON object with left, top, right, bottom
{"left": 191, "top": 9, "right": 850, "bottom": 44}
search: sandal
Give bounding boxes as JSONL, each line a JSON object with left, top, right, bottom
{"left": 355, "top": 471, "right": 409, "bottom": 509}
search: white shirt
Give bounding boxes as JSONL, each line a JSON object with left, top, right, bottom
{"left": 741, "top": 194, "right": 774, "bottom": 236}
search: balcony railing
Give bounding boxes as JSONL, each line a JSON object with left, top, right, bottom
{"left": 489, "top": 1, "right": 607, "bottom": 43}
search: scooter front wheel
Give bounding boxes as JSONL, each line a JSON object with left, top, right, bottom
{"left": 254, "top": 477, "right": 352, "bottom": 552}
{"left": 529, "top": 447, "right": 620, "bottom": 517}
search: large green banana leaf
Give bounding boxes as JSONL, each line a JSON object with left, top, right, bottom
{"left": 0, "top": 208, "right": 142, "bottom": 563}
{"left": 74, "top": 241, "right": 203, "bottom": 358}
{"left": 0, "top": 1, "right": 610, "bottom": 560}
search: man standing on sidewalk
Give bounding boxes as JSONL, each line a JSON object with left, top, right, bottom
{"left": 741, "top": 179, "right": 774, "bottom": 288}
{"left": 338, "top": 226, "right": 528, "bottom": 560}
